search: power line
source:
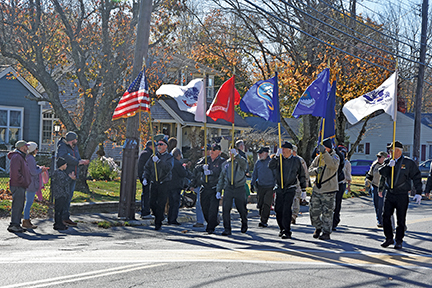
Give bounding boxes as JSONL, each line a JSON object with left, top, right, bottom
{"left": 241, "top": 0, "right": 394, "bottom": 72}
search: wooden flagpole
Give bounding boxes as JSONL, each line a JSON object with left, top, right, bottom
{"left": 391, "top": 67, "right": 398, "bottom": 189}
{"left": 203, "top": 75, "right": 208, "bottom": 183}
{"left": 317, "top": 118, "right": 325, "bottom": 183}
{"left": 278, "top": 122, "right": 284, "bottom": 188}
{"left": 148, "top": 111, "right": 158, "bottom": 181}
{"left": 231, "top": 122, "right": 235, "bottom": 185}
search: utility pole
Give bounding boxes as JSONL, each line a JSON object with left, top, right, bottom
{"left": 118, "top": 0, "right": 153, "bottom": 219}
{"left": 413, "top": 0, "right": 428, "bottom": 165}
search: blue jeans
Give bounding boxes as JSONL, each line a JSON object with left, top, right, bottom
{"left": 195, "top": 187, "right": 204, "bottom": 224}
{"left": 24, "top": 191, "right": 36, "bottom": 219}
{"left": 372, "top": 185, "right": 385, "bottom": 225}
{"left": 63, "top": 180, "right": 76, "bottom": 220}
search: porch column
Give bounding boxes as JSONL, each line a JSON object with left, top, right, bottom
{"left": 176, "top": 123, "right": 182, "bottom": 149}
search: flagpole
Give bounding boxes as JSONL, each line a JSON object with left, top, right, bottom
{"left": 391, "top": 67, "right": 398, "bottom": 189}
{"left": 203, "top": 76, "right": 208, "bottom": 183}
{"left": 278, "top": 123, "right": 284, "bottom": 189}
{"left": 148, "top": 111, "right": 158, "bottom": 181}
{"left": 231, "top": 123, "right": 235, "bottom": 185}
{"left": 317, "top": 118, "right": 325, "bottom": 183}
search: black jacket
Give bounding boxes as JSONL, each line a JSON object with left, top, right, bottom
{"left": 269, "top": 155, "right": 306, "bottom": 190}
{"left": 191, "top": 155, "right": 225, "bottom": 189}
{"left": 170, "top": 158, "right": 190, "bottom": 190}
{"left": 379, "top": 156, "right": 422, "bottom": 195}
{"left": 138, "top": 147, "right": 153, "bottom": 183}
{"left": 143, "top": 151, "right": 174, "bottom": 184}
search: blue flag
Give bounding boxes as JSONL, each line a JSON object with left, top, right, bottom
{"left": 292, "top": 68, "right": 331, "bottom": 118}
{"left": 318, "top": 80, "right": 336, "bottom": 143}
{"left": 240, "top": 73, "right": 280, "bottom": 123}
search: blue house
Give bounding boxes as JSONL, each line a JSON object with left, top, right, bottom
{"left": 0, "top": 66, "right": 44, "bottom": 149}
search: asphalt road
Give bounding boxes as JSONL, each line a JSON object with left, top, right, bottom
{"left": 0, "top": 196, "right": 431, "bottom": 288}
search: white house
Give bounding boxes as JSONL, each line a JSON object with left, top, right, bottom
{"left": 346, "top": 111, "right": 432, "bottom": 161}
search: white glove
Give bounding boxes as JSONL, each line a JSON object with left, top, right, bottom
{"left": 204, "top": 169, "right": 211, "bottom": 176}
{"left": 389, "top": 159, "right": 396, "bottom": 167}
{"left": 301, "top": 190, "right": 307, "bottom": 200}
{"left": 230, "top": 148, "right": 238, "bottom": 156}
{"left": 216, "top": 192, "right": 222, "bottom": 199}
{"left": 276, "top": 148, "right": 283, "bottom": 156}
{"left": 413, "top": 194, "right": 422, "bottom": 204}
{"left": 203, "top": 164, "right": 209, "bottom": 170}
{"left": 152, "top": 155, "right": 159, "bottom": 163}
{"left": 143, "top": 179, "right": 148, "bottom": 186}
{"left": 318, "top": 144, "right": 326, "bottom": 153}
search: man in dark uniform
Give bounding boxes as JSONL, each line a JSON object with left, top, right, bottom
{"left": 379, "top": 141, "right": 423, "bottom": 249}
{"left": 143, "top": 138, "right": 174, "bottom": 230}
{"left": 191, "top": 143, "right": 225, "bottom": 234}
{"left": 138, "top": 140, "right": 154, "bottom": 219}
{"left": 269, "top": 141, "right": 306, "bottom": 239}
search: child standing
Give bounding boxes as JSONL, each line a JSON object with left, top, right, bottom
{"left": 51, "top": 157, "right": 75, "bottom": 230}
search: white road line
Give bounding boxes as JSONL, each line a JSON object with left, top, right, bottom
{"left": 0, "top": 263, "right": 165, "bottom": 288}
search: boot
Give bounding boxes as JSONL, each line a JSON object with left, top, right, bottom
{"left": 22, "top": 219, "right": 37, "bottom": 229}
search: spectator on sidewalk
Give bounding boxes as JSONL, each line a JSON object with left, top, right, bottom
{"left": 52, "top": 157, "right": 76, "bottom": 231}
{"left": 57, "top": 131, "right": 89, "bottom": 227}
{"left": 7, "top": 140, "right": 31, "bottom": 233}
{"left": 138, "top": 140, "right": 154, "bottom": 219}
{"left": 23, "top": 142, "right": 49, "bottom": 230}
{"left": 143, "top": 138, "right": 174, "bottom": 230}
{"left": 269, "top": 142, "right": 306, "bottom": 239}
{"left": 217, "top": 147, "right": 248, "bottom": 236}
{"left": 308, "top": 138, "right": 340, "bottom": 241}
{"left": 291, "top": 145, "right": 309, "bottom": 225}
{"left": 366, "top": 151, "right": 388, "bottom": 227}
{"left": 250, "top": 146, "right": 275, "bottom": 228}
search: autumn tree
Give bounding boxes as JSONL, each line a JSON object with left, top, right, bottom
{"left": 0, "top": 0, "right": 186, "bottom": 191}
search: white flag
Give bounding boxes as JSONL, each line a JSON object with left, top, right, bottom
{"left": 156, "top": 78, "right": 204, "bottom": 115}
{"left": 343, "top": 72, "right": 397, "bottom": 125}
{"left": 195, "top": 79, "right": 206, "bottom": 123}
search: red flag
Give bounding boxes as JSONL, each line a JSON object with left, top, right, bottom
{"left": 112, "top": 69, "right": 150, "bottom": 120}
{"left": 206, "top": 76, "right": 240, "bottom": 123}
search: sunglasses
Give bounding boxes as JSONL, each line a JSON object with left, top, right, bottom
{"left": 157, "top": 143, "right": 166, "bottom": 146}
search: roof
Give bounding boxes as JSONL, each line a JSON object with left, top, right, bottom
{"left": 244, "top": 117, "right": 302, "bottom": 135}
{"left": 405, "top": 113, "right": 432, "bottom": 129}
{"left": 153, "top": 99, "right": 250, "bottom": 129}
{"left": 0, "top": 66, "right": 44, "bottom": 102}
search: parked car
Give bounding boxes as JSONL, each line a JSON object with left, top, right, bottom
{"left": 419, "top": 159, "right": 431, "bottom": 178}
{"left": 350, "top": 159, "right": 373, "bottom": 176}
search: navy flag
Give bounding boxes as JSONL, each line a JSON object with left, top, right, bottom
{"left": 318, "top": 80, "right": 336, "bottom": 143}
{"left": 240, "top": 73, "right": 280, "bottom": 123}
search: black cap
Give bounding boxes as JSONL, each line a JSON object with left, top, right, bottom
{"left": 387, "top": 141, "right": 403, "bottom": 149}
{"left": 57, "top": 157, "right": 67, "bottom": 168}
{"left": 211, "top": 143, "right": 221, "bottom": 151}
{"left": 158, "top": 138, "right": 168, "bottom": 145}
{"left": 257, "top": 146, "right": 270, "bottom": 153}
{"left": 65, "top": 131, "right": 77, "bottom": 142}
{"left": 323, "top": 138, "right": 333, "bottom": 149}
{"left": 281, "top": 142, "right": 293, "bottom": 149}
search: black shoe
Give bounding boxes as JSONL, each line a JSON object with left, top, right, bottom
{"left": 7, "top": 225, "right": 26, "bottom": 233}
{"left": 313, "top": 229, "right": 322, "bottom": 239}
{"left": 394, "top": 241, "right": 403, "bottom": 249}
{"left": 241, "top": 223, "right": 248, "bottom": 233}
{"left": 332, "top": 226, "right": 337, "bottom": 231}
{"left": 281, "top": 233, "right": 292, "bottom": 239}
{"left": 381, "top": 239, "right": 394, "bottom": 248}
{"left": 377, "top": 223, "right": 383, "bottom": 228}
{"left": 53, "top": 224, "right": 68, "bottom": 231}
{"left": 258, "top": 222, "right": 268, "bottom": 228}
{"left": 207, "top": 229, "right": 215, "bottom": 234}
{"left": 221, "top": 230, "right": 231, "bottom": 236}
{"left": 319, "top": 232, "right": 331, "bottom": 240}
{"left": 279, "top": 229, "right": 284, "bottom": 237}
{"left": 168, "top": 221, "right": 181, "bottom": 225}
{"left": 155, "top": 224, "right": 162, "bottom": 231}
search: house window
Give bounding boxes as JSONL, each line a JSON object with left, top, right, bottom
{"left": 0, "top": 107, "right": 23, "bottom": 145}
{"left": 349, "top": 143, "right": 364, "bottom": 154}
{"left": 206, "top": 75, "right": 214, "bottom": 99}
{"left": 402, "top": 145, "right": 411, "bottom": 157}
{"left": 41, "top": 112, "right": 58, "bottom": 144}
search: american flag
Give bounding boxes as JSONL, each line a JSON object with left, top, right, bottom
{"left": 112, "top": 69, "right": 150, "bottom": 120}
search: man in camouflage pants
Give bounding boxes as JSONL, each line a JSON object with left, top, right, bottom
{"left": 308, "top": 138, "right": 340, "bottom": 240}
